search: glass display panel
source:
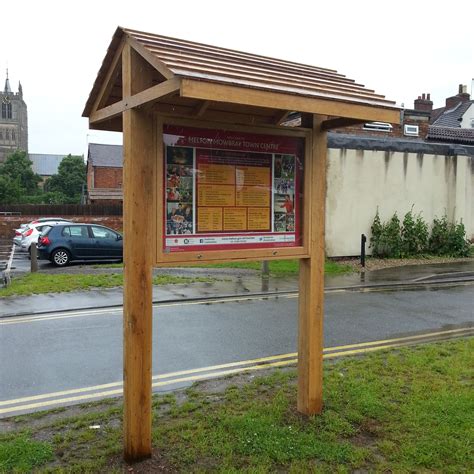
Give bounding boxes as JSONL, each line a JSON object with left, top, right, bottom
{"left": 163, "top": 125, "right": 304, "bottom": 252}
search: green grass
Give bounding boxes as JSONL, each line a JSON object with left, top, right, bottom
{"left": 5, "top": 338, "right": 473, "bottom": 472}
{"left": 196, "top": 259, "right": 353, "bottom": 277}
{"left": 0, "top": 273, "right": 216, "bottom": 298}
{"left": 95, "top": 259, "right": 354, "bottom": 277}
{"left": 0, "top": 434, "right": 53, "bottom": 473}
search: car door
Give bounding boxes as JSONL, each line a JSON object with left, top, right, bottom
{"left": 62, "top": 225, "right": 96, "bottom": 258}
{"left": 90, "top": 226, "right": 122, "bottom": 258}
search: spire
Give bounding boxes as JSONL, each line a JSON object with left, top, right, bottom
{"left": 18, "top": 81, "right": 23, "bottom": 98}
{"left": 4, "top": 69, "right": 11, "bottom": 93}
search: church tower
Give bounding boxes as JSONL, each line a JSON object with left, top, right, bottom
{"left": 0, "top": 70, "right": 28, "bottom": 163}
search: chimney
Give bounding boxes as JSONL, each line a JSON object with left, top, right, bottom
{"left": 414, "top": 92, "right": 433, "bottom": 113}
{"left": 446, "top": 84, "right": 471, "bottom": 109}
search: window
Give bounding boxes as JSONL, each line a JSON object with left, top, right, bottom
{"left": 404, "top": 124, "right": 419, "bottom": 137}
{"left": 11, "top": 130, "right": 15, "bottom": 141}
{"left": 0, "top": 129, "right": 3, "bottom": 140}
{"left": 91, "top": 226, "right": 115, "bottom": 239}
{"left": 1, "top": 103, "right": 12, "bottom": 119}
{"left": 62, "top": 226, "right": 89, "bottom": 238}
{"left": 363, "top": 122, "right": 393, "bottom": 132}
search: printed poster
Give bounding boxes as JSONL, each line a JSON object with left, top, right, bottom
{"left": 163, "top": 125, "right": 303, "bottom": 252}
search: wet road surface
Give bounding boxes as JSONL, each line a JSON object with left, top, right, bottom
{"left": 1, "top": 283, "right": 472, "bottom": 415}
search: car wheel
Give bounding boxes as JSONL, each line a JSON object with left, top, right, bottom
{"left": 52, "top": 249, "right": 70, "bottom": 267}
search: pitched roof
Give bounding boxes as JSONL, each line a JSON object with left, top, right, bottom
{"left": 29, "top": 153, "right": 67, "bottom": 176}
{"left": 88, "top": 143, "right": 123, "bottom": 168}
{"left": 431, "top": 101, "right": 473, "bottom": 127}
{"left": 426, "top": 126, "right": 474, "bottom": 145}
{"left": 83, "top": 27, "right": 398, "bottom": 118}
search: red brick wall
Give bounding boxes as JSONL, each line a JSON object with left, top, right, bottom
{"left": 0, "top": 215, "right": 123, "bottom": 239}
{"left": 94, "top": 167, "right": 123, "bottom": 188}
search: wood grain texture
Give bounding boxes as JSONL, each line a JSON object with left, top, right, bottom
{"left": 297, "top": 114, "right": 327, "bottom": 415}
{"left": 122, "top": 43, "right": 155, "bottom": 462}
{"left": 181, "top": 79, "right": 400, "bottom": 123}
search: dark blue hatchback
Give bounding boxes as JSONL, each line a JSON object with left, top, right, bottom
{"left": 37, "top": 223, "right": 123, "bottom": 266}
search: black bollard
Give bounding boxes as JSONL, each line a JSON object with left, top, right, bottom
{"left": 360, "top": 234, "right": 367, "bottom": 267}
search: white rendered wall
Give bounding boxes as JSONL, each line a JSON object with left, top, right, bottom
{"left": 325, "top": 148, "right": 473, "bottom": 257}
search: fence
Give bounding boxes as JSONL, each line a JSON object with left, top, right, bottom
{"left": 0, "top": 204, "right": 123, "bottom": 216}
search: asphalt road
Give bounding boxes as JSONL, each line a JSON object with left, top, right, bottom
{"left": 1, "top": 283, "right": 473, "bottom": 416}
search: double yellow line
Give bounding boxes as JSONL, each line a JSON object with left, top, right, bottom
{"left": 0, "top": 327, "right": 471, "bottom": 416}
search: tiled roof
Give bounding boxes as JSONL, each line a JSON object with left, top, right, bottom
{"left": 29, "top": 154, "right": 67, "bottom": 176}
{"left": 431, "top": 101, "right": 473, "bottom": 127}
{"left": 88, "top": 143, "right": 123, "bottom": 168}
{"left": 426, "top": 126, "right": 474, "bottom": 145}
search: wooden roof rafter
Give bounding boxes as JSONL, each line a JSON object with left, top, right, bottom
{"left": 83, "top": 26, "right": 400, "bottom": 130}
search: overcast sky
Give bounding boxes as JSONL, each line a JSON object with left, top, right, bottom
{"left": 1, "top": 0, "right": 473, "bottom": 156}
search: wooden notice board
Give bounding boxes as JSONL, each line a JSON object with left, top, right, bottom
{"left": 155, "top": 118, "right": 312, "bottom": 266}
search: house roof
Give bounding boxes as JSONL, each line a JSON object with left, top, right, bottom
{"left": 88, "top": 143, "right": 123, "bottom": 168}
{"left": 431, "top": 101, "right": 473, "bottom": 127}
{"left": 426, "top": 126, "right": 474, "bottom": 145}
{"left": 83, "top": 27, "right": 398, "bottom": 119}
{"left": 29, "top": 154, "right": 67, "bottom": 176}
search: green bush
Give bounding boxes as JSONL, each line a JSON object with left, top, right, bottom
{"left": 401, "top": 208, "right": 429, "bottom": 257}
{"left": 370, "top": 209, "right": 470, "bottom": 259}
{"left": 370, "top": 211, "right": 402, "bottom": 258}
{"left": 429, "top": 216, "right": 470, "bottom": 257}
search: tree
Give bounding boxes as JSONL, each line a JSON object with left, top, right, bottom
{"left": 44, "top": 154, "right": 86, "bottom": 203}
{"left": 0, "top": 151, "right": 42, "bottom": 202}
{"left": 0, "top": 174, "right": 22, "bottom": 204}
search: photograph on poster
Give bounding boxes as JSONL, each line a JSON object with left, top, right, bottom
{"left": 163, "top": 125, "right": 303, "bottom": 251}
{"left": 166, "top": 202, "right": 193, "bottom": 235}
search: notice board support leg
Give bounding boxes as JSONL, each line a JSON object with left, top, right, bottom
{"left": 122, "top": 43, "right": 155, "bottom": 462}
{"left": 297, "top": 115, "right": 327, "bottom": 415}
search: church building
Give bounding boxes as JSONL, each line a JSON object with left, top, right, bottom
{"left": 0, "top": 70, "right": 28, "bottom": 163}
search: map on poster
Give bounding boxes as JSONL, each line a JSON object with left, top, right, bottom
{"left": 163, "top": 125, "right": 303, "bottom": 252}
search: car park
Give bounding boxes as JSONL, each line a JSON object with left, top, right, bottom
{"left": 37, "top": 223, "right": 123, "bottom": 266}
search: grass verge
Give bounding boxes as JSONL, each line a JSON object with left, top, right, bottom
{"left": 0, "top": 273, "right": 216, "bottom": 298}
{"left": 195, "top": 259, "right": 353, "bottom": 277}
{"left": 3, "top": 338, "right": 472, "bottom": 472}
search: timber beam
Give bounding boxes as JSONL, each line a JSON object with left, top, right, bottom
{"left": 180, "top": 79, "right": 401, "bottom": 125}
{"left": 89, "top": 77, "right": 181, "bottom": 126}
{"left": 320, "top": 117, "right": 368, "bottom": 131}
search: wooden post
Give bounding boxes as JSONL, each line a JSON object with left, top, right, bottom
{"left": 30, "top": 245, "right": 38, "bottom": 273}
{"left": 297, "top": 114, "right": 327, "bottom": 415}
{"left": 122, "top": 43, "right": 156, "bottom": 461}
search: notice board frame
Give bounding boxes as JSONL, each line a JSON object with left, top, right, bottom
{"left": 154, "top": 116, "right": 313, "bottom": 267}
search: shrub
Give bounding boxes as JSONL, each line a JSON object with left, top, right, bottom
{"left": 371, "top": 212, "right": 402, "bottom": 258}
{"left": 370, "top": 210, "right": 470, "bottom": 259}
{"left": 401, "top": 208, "right": 429, "bottom": 256}
{"left": 429, "top": 216, "right": 470, "bottom": 257}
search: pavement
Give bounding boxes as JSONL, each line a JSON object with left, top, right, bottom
{"left": 1, "top": 259, "right": 474, "bottom": 318}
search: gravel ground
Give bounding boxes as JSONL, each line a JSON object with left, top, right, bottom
{"left": 334, "top": 256, "right": 474, "bottom": 272}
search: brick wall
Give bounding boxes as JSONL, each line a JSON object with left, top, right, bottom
{"left": 94, "top": 167, "right": 123, "bottom": 188}
{"left": 332, "top": 114, "right": 430, "bottom": 139}
{"left": 0, "top": 215, "right": 123, "bottom": 239}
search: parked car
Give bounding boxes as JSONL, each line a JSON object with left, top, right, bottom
{"left": 37, "top": 224, "right": 123, "bottom": 266}
{"left": 19, "top": 219, "right": 74, "bottom": 253}
{"left": 13, "top": 218, "right": 72, "bottom": 247}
